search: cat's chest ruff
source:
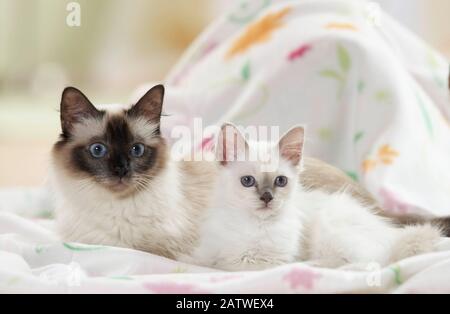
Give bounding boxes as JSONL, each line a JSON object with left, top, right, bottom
{"left": 62, "top": 188, "right": 189, "bottom": 252}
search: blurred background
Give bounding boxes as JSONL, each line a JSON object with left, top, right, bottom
{"left": 0, "top": 0, "right": 449, "bottom": 187}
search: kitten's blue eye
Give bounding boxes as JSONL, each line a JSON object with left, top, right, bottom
{"left": 130, "top": 143, "right": 145, "bottom": 157}
{"left": 89, "top": 143, "right": 107, "bottom": 158}
{"left": 241, "top": 176, "right": 256, "bottom": 187}
{"left": 274, "top": 176, "right": 288, "bottom": 187}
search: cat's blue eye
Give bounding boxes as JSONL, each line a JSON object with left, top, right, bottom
{"left": 274, "top": 176, "right": 288, "bottom": 187}
{"left": 241, "top": 175, "right": 256, "bottom": 188}
{"left": 130, "top": 143, "right": 145, "bottom": 157}
{"left": 89, "top": 143, "right": 107, "bottom": 158}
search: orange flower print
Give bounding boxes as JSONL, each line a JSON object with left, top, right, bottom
{"left": 362, "top": 144, "right": 399, "bottom": 173}
{"left": 325, "top": 22, "right": 358, "bottom": 31}
{"left": 362, "top": 159, "right": 377, "bottom": 173}
{"left": 377, "top": 144, "right": 399, "bottom": 164}
{"left": 226, "top": 7, "right": 291, "bottom": 59}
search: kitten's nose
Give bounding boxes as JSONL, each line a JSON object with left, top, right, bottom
{"left": 260, "top": 191, "right": 273, "bottom": 205}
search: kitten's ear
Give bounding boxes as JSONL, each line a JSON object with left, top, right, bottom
{"left": 60, "top": 87, "right": 101, "bottom": 135}
{"left": 128, "top": 84, "right": 164, "bottom": 128}
{"left": 278, "top": 126, "right": 305, "bottom": 166}
{"left": 216, "top": 123, "right": 248, "bottom": 165}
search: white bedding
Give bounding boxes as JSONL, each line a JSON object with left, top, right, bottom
{"left": 1, "top": 0, "right": 450, "bottom": 293}
{"left": 1, "top": 187, "right": 450, "bottom": 294}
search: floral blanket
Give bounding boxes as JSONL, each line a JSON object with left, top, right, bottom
{"left": 160, "top": 0, "right": 450, "bottom": 217}
{"left": 1, "top": 0, "right": 450, "bottom": 293}
{"left": 1, "top": 188, "right": 450, "bottom": 293}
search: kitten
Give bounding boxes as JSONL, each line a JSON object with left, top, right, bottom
{"left": 180, "top": 124, "right": 305, "bottom": 271}
{"left": 185, "top": 124, "right": 444, "bottom": 271}
{"left": 50, "top": 85, "right": 215, "bottom": 258}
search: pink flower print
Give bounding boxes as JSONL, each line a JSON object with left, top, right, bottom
{"left": 200, "top": 41, "right": 218, "bottom": 59}
{"left": 283, "top": 267, "right": 321, "bottom": 290}
{"left": 379, "top": 188, "right": 414, "bottom": 215}
{"left": 209, "top": 274, "right": 243, "bottom": 283}
{"left": 144, "top": 282, "right": 209, "bottom": 294}
{"left": 200, "top": 135, "right": 215, "bottom": 152}
{"left": 287, "top": 44, "right": 311, "bottom": 61}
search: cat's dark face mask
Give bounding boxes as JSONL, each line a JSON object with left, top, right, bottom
{"left": 53, "top": 85, "right": 167, "bottom": 197}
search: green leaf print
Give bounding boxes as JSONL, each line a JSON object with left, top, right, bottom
{"left": 389, "top": 265, "right": 403, "bottom": 285}
{"left": 337, "top": 45, "right": 351, "bottom": 73}
{"left": 35, "top": 245, "right": 45, "bottom": 254}
{"left": 7, "top": 276, "right": 20, "bottom": 286}
{"left": 416, "top": 92, "right": 433, "bottom": 137}
{"left": 357, "top": 80, "right": 365, "bottom": 93}
{"left": 228, "top": 0, "right": 272, "bottom": 24}
{"left": 172, "top": 266, "right": 189, "bottom": 273}
{"left": 353, "top": 131, "right": 364, "bottom": 143}
{"left": 37, "top": 209, "right": 54, "bottom": 219}
{"left": 109, "top": 276, "right": 134, "bottom": 280}
{"left": 345, "top": 171, "right": 358, "bottom": 182}
{"left": 318, "top": 128, "right": 333, "bottom": 141}
{"left": 241, "top": 60, "right": 251, "bottom": 81}
{"left": 374, "top": 90, "right": 392, "bottom": 105}
{"left": 319, "top": 69, "right": 343, "bottom": 81}
{"left": 426, "top": 50, "right": 446, "bottom": 88}
{"left": 63, "top": 242, "right": 107, "bottom": 252}
{"left": 318, "top": 44, "right": 351, "bottom": 98}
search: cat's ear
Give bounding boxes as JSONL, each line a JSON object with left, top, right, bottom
{"left": 60, "top": 87, "right": 102, "bottom": 135}
{"left": 128, "top": 84, "right": 164, "bottom": 128}
{"left": 216, "top": 123, "right": 248, "bottom": 165}
{"left": 278, "top": 126, "right": 305, "bottom": 166}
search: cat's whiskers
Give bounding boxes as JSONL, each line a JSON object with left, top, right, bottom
{"left": 74, "top": 178, "right": 96, "bottom": 194}
{"left": 137, "top": 173, "right": 157, "bottom": 180}
{"left": 134, "top": 180, "right": 148, "bottom": 193}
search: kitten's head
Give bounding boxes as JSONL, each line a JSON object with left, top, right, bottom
{"left": 52, "top": 85, "right": 167, "bottom": 198}
{"left": 215, "top": 123, "right": 305, "bottom": 219}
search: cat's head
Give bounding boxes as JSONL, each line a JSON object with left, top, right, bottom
{"left": 215, "top": 123, "right": 305, "bottom": 218}
{"left": 52, "top": 85, "right": 167, "bottom": 198}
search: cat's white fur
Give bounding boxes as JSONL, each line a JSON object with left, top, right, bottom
{"left": 184, "top": 124, "right": 443, "bottom": 271}
{"left": 51, "top": 98, "right": 211, "bottom": 258}
{"left": 50, "top": 136, "right": 192, "bottom": 256}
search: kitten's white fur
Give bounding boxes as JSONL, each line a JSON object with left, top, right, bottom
{"left": 182, "top": 151, "right": 303, "bottom": 271}
{"left": 182, "top": 125, "right": 305, "bottom": 270}
{"left": 184, "top": 124, "right": 442, "bottom": 271}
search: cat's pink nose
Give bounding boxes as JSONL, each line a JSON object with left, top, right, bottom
{"left": 260, "top": 192, "right": 273, "bottom": 205}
